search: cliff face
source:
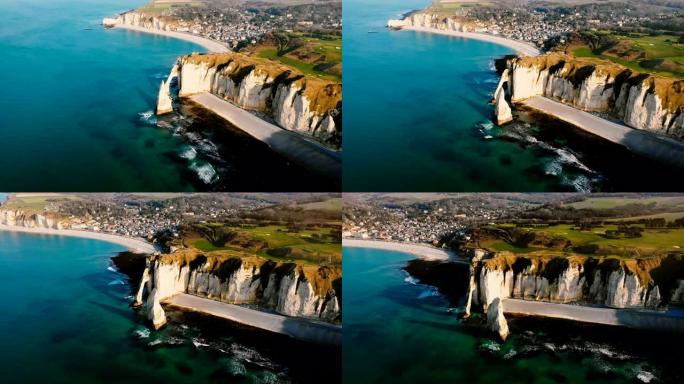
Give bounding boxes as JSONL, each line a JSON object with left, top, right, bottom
{"left": 501, "top": 53, "right": 684, "bottom": 138}
{"left": 469, "top": 251, "right": 684, "bottom": 312}
{"left": 136, "top": 251, "right": 342, "bottom": 328}
{"left": 387, "top": 12, "right": 469, "bottom": 32}
{"left": 103, "top": 11, "right": 171, "bottom": 31}
{"left": 0, "top": 210, "right": 66, "bottom": 229}
{"left": 159, "top": 53, "right": 342, "bottom": 147}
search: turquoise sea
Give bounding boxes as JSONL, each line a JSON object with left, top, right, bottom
{"left": 343, "top": 247, "right": 683, "bottom": 383}
{"left": 0, "top": 231, "right": 336, "bottom": 383}
{"left": 0, "top": 0, "right": 319, "bottom": 191}
{"left": 343, "top": 0, "right": 684, "bottom": 192}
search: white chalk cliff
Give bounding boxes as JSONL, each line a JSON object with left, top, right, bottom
{"left": 135, "top": 253, "right": 342, "bottom": 329}
{"left": 157, "top": 53, "right": 342, "bottom": 147}
{"left": 498, "top": 54, "right": 684, "bottom": 138}
{"left": 467, "top": 251, "right": 684, "bottom": 313}
{"left": 387, "top": 12, "right": 469, "bottom": 32}
{"left": 0, "top": 210, "right": 67, "bottom": 229}
{"left": 102, "top": 11, "right": 171, "bottom": 31}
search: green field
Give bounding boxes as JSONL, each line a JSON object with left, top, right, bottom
{"left": 427, "top": 0, "right": 494, "bottom": 15}
{"left": 568, "top": 196, "right": 684, "bottom": 210}
{"left": 139, "top": 0, "right": 204, "bottom": 16}
{"left": 1, "top": 194, "right": 80, "bottom": 212}
{"left": 256, "top": 34, "right": 341, "bottom": 82}
{"left": 297, "top": 198, "right": 342, "bottom": 211}
{"left": 483, "top": 223, "right": 684, "bottom": 258}
{"left": 571, "top": 33, "right": 684, "bottom": 78}
{"left": 188, "top": 223, "right": 341, "bottom": 265}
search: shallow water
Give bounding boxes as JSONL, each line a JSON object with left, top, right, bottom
{"left": 0, "top": 231, "right": 335, "bottom": 383}
{"left": 343, "top": 247, "right": 683, "bottom": 383}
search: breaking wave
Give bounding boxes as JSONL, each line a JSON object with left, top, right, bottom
{"left": 417, "top": 287, "right": 440, "bottom": 299}
{"left": 138, "top": 110, "right": 157, "bottom": 125}
{"left": 179, "top": 145, "right": 197, "bottom": 160}
{"left": 190, "top": 162, "right": 219, "bottom": 184}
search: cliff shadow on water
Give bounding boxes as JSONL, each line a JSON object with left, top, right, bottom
{"left": 506, "top": 108, "right": 684, "bottom": 192}
{"left": 158, "top": 102, "right": 340, "bottom": 191}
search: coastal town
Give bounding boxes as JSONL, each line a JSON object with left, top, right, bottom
{"left": 0, "top": 194, "right": 279, "bottom": 241}
{"left": 342, "top": 194, "right": 558, "bottom": 244}
{"left": 120, "top": 0, "right": 341, "bottom": 49}
{"left": 427, "top": 0, "right": 684, "bottom": 48}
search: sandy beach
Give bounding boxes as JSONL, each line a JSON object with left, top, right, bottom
{"left": 112, "top": 24, "right": 229, "bottom": 53}
{"left": 0, "top": 225, "right": 156, "bottom": 253}
{"left": 404, "top": 25, "right": 541, "bottom": 57}
{"left": 342, "top": 238, "right": 458, "bottom": 261}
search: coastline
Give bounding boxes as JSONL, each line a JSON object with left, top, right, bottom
{"left": 111, "top": 24, "right": 229, "bottom": 53}
{"left": 0, "top": 224, "right": 156, "bottom": 254}
{"left": 403, "top": 25, "right": 541, "bottom": 57}
{"left": 342, "top": 238, "right": 457, "bottom": 261}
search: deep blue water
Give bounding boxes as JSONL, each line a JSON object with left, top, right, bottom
{"left": 343, "top": 247, "right": 683, "bottom": 383}
{"left": 342, "top": 0, "right": 684, "bottom": 192}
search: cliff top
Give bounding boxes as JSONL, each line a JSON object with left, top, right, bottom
{"left": 172, "top": 221, "right": 342, "bottom": 266}
{"left": 511, "top": 53, "right": 684, "bottom": 113}
{"left": 480, "top": 251, "right": 684, "bottom": 288}
{"left": 475, "top": 222, "right": 684, "bottom": 262}
{"left": 181, "top": 52, "right": 342, "bottom": 115}
{"left": 156, "top": 249, "right": 341, "bottom": 297}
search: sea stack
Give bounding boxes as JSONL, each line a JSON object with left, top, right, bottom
{"left": 486, "top": 297, "right": 509, "bottom": 341}
{"left": 156, "top": 64, "right": 179, "bottom": 115}
{"left": 146, "top": 288, "right": 167, "bottom": 330}
{"left": 494, "top": 87, "right": 513, "bottom": 125}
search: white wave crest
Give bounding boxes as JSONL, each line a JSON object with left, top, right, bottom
{"left": 179, "top": 146, "right": 197, "bottom": 160}
{"left": 190, "top": 162, "right": 219, "bottom": 184}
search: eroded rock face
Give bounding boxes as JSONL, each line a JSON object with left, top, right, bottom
{"left": 486, "top": 297, "right": 509, "bottom": 341}
{"left": 387, "top": 13, "right": 469, "bottom": 32}
{"left": 472, "top": 251, "right": 684, "bottom": 311}
{"left": 158, "top": 53, "right": 342, "bottom": 147}
{"left": 136, "top": 253, "right": 342, "bottom": 324}
{"left": 502, "top": 54, "right": 684, "bottom": 139}
{"left": 0, "top": 210, "right": 67, "bottom": 229}
{"left": 104, "top": 11, "right": 170, "bottom": 31}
